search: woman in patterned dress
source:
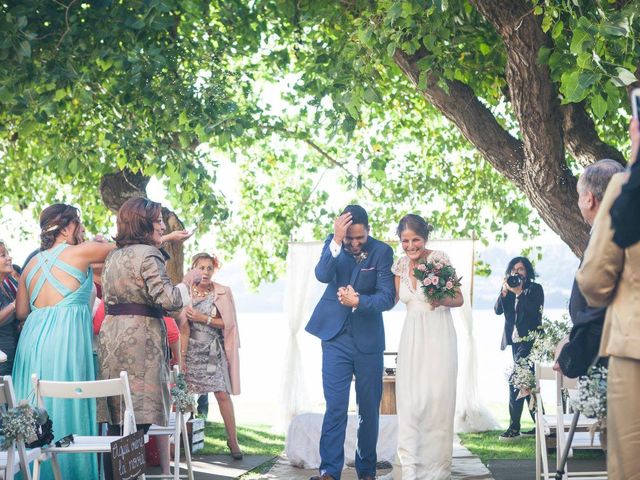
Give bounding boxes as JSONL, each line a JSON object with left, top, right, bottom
{"left": 180, "top": 252, "right": 242, "bottom": 459}
{"left": 98, "top": 197, "right": 192, "bottom": 479}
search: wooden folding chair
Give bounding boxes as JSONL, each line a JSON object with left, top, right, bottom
{"left": 31, "top": 371, "right": 145, "bottom": 480}
{"left": 0, "top": 376, "right": 40, "bottom": 480}
{"left": 146, "top": 365, "right": 194, "bottom": 480}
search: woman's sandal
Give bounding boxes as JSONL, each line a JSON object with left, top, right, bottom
{"left": 227, "top": 440, "right": 243, "bottom": 460}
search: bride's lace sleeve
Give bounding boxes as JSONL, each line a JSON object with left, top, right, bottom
{"left": 431, "top": 250, "right": 452, "bottom": 266}
{"left": 391, "top": 256, "right": 405, "bottom": 276}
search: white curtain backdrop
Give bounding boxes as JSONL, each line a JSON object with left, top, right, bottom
{"left": 281, "top": 239, "right": 497, "bottom": 433}
{"left": 281, "top": 242, "right": 325, "bottom": 428}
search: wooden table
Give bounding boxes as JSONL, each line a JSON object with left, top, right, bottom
{"left": 380, "top": 375, "right": 396, "bottom": 415}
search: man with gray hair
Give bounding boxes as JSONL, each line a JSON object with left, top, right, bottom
{"left": 555, "top": 158, "right": 625, "bottom": 377}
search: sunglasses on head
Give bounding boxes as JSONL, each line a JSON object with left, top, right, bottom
{"left": 54, "top": 433, "right": 74, "bottom": 448}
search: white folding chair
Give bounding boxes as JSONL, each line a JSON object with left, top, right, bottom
{"left": 31, "top": 371, "right": 145, "bottom": 480}
{"left": 146, "top": 366, "right": 194, "bottom": 480}
{"left": 534, "top": 364, "right": 606, "bottom": 480}
{"left": 0, "top": 375, "right": 40, "bottom": 480}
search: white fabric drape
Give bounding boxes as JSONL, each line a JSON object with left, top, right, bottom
{"left": 427, "top": 240, "right": 499, "bottom": 432}
{"left": 281, "top": 242, "right": 324, "bottom": 428}
{"left": 281, "top": 240, "right": 497, "bottom": 434}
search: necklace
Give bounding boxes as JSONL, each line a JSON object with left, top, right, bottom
{"left": 191, "top": 284, "right": 212, "bottom": 298}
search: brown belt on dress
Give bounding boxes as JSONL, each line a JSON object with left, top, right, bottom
{"left": 105, "top": 303, "right": 164, "bottom": 318}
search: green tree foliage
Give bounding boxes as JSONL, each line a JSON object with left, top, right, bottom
{"left": 0, "top": 0, "right": 244, "bottom": 230}
{"left": 1, "top": 0, "right": 638, "bottom": 286}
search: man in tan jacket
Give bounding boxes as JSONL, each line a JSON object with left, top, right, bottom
{"left": 577, "top": 118, "right": 640, "bottom": 480}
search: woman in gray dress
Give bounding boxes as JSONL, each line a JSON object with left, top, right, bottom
{"left": 180, "top": 252, "right": 242, "bottom": 459}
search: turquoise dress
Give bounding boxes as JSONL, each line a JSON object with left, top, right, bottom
{"left": 12, "top": 243, "right": 98, "bottom": 480}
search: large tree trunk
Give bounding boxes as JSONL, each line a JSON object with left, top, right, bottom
{"left": 100, "top": 168, "right": 185, "bottom": 282}
{"left": 390, "top": 0, "right": 625, "bottom": 256}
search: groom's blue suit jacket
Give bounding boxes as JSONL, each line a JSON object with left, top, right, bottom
{"left": 306, "top": 234, "right": 395, "bottom": 353}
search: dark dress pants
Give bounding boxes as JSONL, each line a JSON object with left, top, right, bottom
{"left": 319, "top": 322, "right": 383, "bottom": 480}
{"left": 509, "top": 341, "right": 536, "bottom": 432}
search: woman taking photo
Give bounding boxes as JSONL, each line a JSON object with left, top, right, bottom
{"left": 494, "top": 256, "right": 544, "bottom": 440}
{"left": 180, "top": 252, "right": 242, "bottom": 459}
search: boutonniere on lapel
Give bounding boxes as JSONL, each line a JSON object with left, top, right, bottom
{"left": 354, "top": 252, "right": 368, "bottom": 264}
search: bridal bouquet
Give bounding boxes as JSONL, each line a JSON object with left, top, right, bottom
{"left": 413, "top": 254, "right": 462, "bottom": 304}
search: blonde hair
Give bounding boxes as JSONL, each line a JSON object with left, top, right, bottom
{"left": 191, "top": 252, "right": 220, "bottom": 271}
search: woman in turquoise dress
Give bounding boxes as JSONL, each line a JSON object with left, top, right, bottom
{"left": 12, "top": 204, "right": 115, "bottom": 480}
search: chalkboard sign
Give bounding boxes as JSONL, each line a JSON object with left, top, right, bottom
{"left": 111, "top": 430, "right": 146, "bottom": 480}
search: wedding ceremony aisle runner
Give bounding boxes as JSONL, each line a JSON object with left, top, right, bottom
{"left": 264, "top": 435, "right": 493, "bottom": 479}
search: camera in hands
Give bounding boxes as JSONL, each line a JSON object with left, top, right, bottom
{"left": 507, "top": 274, "right": 523, "bottom": 288}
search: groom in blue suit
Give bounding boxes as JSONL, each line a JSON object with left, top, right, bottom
{"left": 306, "top": 205, "right": 395, "bottom": 480}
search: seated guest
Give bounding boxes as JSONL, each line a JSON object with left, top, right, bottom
{"left": 576, "top": 118, "right": 640, "bottom": 480}
{"left": 98, "top": 197, "right": 191, "bottom": 480}
{"left": 0, "top": 241, "right": 18, "bottom": 375}
{"left": 555, "top": 159, "right": 624, "bottom": 377}
{"left": 180, "top": 252, "right": 242, "bottom": 459}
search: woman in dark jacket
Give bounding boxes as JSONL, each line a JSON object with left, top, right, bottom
{"left": 494, "top": 256, "right": 544, "bottom": 440}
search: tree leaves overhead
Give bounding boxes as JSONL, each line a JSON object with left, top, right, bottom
{"left": 1, "top": 0, "right": 638, "bottom": 286}
{"left": 0, "top": 0, "right": 242, "bottom": 229}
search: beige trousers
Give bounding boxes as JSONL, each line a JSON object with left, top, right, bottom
{"left": 607, "top": 356, "right": 640, "bottom": 480}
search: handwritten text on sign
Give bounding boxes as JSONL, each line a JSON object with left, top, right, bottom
{"left": 111, "top": 430, "right": 145, "bottom": 480}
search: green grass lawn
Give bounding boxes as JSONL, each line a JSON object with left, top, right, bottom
{"left": 458, "top": 402, "right": 605, "bottom": 465}
{"left": 200, "top": 421, "right": 285, "bottom": 456}
{"left": 200, "top": 422, "right": 284, "bottom": 478}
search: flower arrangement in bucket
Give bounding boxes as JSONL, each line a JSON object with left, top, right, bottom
{"left": 0, "top": 401, "right": 53, "bottom": 449}
{"left": 170, "top": 373, "right": 196, "bottom": 414}
{"left": 413, "top": 253, "right": 462, "bottom": 306}
{"left": 572, "top": 363, "right": 608, "bottom": 447}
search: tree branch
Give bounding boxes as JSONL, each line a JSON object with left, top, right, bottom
{"left": 470, "top": 0, "right": 589, "bottom": 255}
{"left": 393, "top": 49, "right": 525, "bottom": 185}
{"left": 53, "top": 0, "right": 78, "bottom": 49}
{"left": 561, "top": 102, "right": 625, "bottom": 167}
{"left": 274, "top": 126, "right": 376, "bottom": 195}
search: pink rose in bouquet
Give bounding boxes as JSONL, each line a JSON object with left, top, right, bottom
{"left": 413, "top": 255, "right": 462, "bottom": 304}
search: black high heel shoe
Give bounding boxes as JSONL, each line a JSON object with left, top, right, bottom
{"left": 226, "top": 440, "right": 243, "bottom": 460}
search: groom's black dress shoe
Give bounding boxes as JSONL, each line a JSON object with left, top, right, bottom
{"left": 309, "top": 475, "right": 335, "bottom": 480}
{"left": 359, "top": 475, "right": 376, "bottom": 480}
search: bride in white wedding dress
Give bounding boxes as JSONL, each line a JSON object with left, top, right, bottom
{"left": 392, "top": 214, "right": 464, "bottom": 480}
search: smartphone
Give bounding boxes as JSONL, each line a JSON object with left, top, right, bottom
{"left": 632, "top": 88, "right": 640, "bottom": 119}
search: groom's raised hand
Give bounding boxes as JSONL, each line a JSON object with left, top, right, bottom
{"left": 333, "top": 212, "right": 353, "bottom": 244}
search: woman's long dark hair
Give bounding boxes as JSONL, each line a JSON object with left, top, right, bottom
{"left": 505, "top": 256, "right": 536, "bottom": 285}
